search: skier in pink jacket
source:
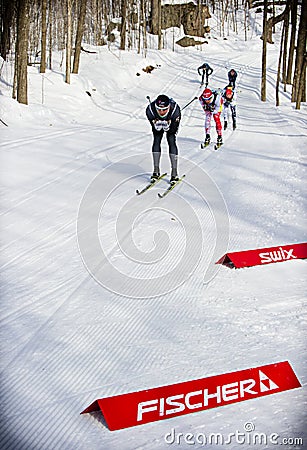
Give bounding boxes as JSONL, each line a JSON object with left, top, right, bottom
{"left": 199, "top": 88, "right": 224, "bottom": 148}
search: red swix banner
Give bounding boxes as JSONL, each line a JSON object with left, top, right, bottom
{"left": 81, "top": 361, "right": 301, "bottom": 431}
{"left": 216, "top": 242, "right": 307, "bottom": 268}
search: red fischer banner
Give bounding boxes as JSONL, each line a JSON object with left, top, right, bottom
{"left": 81, "top": 361, "right": 301, "bottom": 431}
{"left": 216, "top": 242, "right": 307, "bottom": 269}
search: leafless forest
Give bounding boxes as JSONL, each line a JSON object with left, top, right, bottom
{"left": 0, "top": 0, "right": 306, "bottom": 108}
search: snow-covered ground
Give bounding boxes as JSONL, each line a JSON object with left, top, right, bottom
{"left": 0, "top": 10, "right": 306, "bottom": 450}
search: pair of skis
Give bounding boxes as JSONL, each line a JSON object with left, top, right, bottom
{"left": 201, "top": 141, "right": 223, "bottom": 150}
{"left": 136, "top": 173, "right": 185, "bottom": 198}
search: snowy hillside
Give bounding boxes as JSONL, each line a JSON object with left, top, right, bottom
{"left": 0, "top": 11, "right": 306, "bottom": 450}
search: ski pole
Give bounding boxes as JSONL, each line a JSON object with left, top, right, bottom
{"left": 181, "top": 96, "right": 198, "bottom": 111}
{"left": 146, "top": 95, "right": 151, "bottom": 103}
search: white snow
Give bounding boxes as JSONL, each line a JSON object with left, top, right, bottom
{"left": 0, "top": 10, "right": 306, "bottom": 450}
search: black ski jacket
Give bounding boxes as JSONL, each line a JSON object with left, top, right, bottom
{"left": 146, "top": 99, "right": 181, "bottom": 133}
{"left": 197, "top": 63, "right": 213, "bottom": 76}
{"left": 228, "top": 70, "right": 237, "bottom": 85}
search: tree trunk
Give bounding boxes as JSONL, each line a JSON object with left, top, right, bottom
{"left": 265, "top": 2, "right": 289, "bottom": 44}
{"left": 141, "top": 0, "right": 147, "bottom": 56}
{"left": 65, "top": 0, "right": 72, "bottom": 84}
{"left": 276, "top": 22, "right": 285, "bottom": 106}
{"left": 73, "top": 0, "right": 87, "bottom": 74}
{"left": 13, "top": 56, "right": 17, "bottom": 100}
{"left": 40, "top": 0, "right": 47, "bottom": 73}
{"left": 15, "top": 0, "right": 30, "bottom": 104}
{"left": 286, "top": 0, "right": 297, "bottom": 85}
{"left": 157, "top": 0, "right": 162, "bottom": 50}
{"left": 96, "top": 0, "right": 103, "bottom": 46}
{"left": 48, "top": 0, "right": 52, "bottom": 69}
{"left": 261, "top": 0, "right": 268, "bottom": 101}
{"left": 120, "top": 0, "right": 126, "bottom": 50}
{"left": 244, "top": 0, "right": 249, "bottom": 42}
{"left": 292, "top": 0, "right": 307, "bottom": 105}
{"left": 0, "top": 0, "right": 15, "bottom": 60}
{"left": 281, "top": 3, "right": 289, "bottom": 88}
{"left": 150, "top": 0, "right": 159, "bottom": 34}
{"left": 295, "top": 53, "right": 306, "bottom": 109}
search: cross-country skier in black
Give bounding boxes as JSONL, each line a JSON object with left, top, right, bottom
{"left": 197, "top": 62, "right": 213, "bottom": 87}
{"left": 146, "top": 94, "right": 181, "bottom": 184}
{"left": 228, "top": 68, "right": 237, "bottom": 87}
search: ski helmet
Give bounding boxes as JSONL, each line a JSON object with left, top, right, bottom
{"left": 155, "top": 94, "right": 170, "bottom": 116}
{"left": 155, "top": 94, "right": 170, "bottom": 109}
{"left": 202, "top": 88, "right": 214, "bottom": 103}
{"left": 225, "top": 88, "right": 233, "bottom": 100}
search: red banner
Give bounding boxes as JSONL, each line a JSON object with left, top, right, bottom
{"left": 81, "top": 361, "right": 301, "bottom": 431}
{"left": 216, "top": 242, "right": 307, "bottom": 268}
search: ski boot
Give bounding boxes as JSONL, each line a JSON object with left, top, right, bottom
{"left": 151, "top": 171, "right": 160, "bottom": 181}
{"left": 170, "top": 176, "right": 179, "bottom": 185}
{"left": 215, "top": 135, "right": 223, "bottom": 150}
{"left": 201, "top": 134, "right": 211, "bottom": 149}
{"left": 233, "top": 119, "right": 236, "bottom": 130}
{"left": 170, "top": 169, "right": 179, "bottom": 185}
{"left": 224, "top": 121, "right": 228, "bottom": 130}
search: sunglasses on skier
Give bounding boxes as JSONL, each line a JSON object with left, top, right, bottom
{"left": 156, "top": 105, "right": 170, "bottom": 112}
{"left": 156, "top": 105, "right": 170, "bottom": 117}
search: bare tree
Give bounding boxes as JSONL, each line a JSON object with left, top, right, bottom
{"left": 261, "top": 0, "right": 268, "bottom": 101}
{"left": 65, "top": 0, "right": 72, "bottom": 83}
{"left": 96, "top": 0, "right": 104, "bottom": 46}
{"left": 244, "top": 0, "right": 249, "bottom": 41}
{"left": 265, "top": 0, "right": 290, "bottom": 44}
{"left": 14, "top": 0, "right": 30, "bottom": 104}
{"left": 295, "top": 52, "right": 306, "bottom": 109}
{"left": 1, "top": 0, "right": 16, "bottom": 60}
{"left": 48, "top": 0, "right": 53, "bottom": 69}
{"left": 73, "top": 0, "right": 87, "bottom": 73}
{"left": 286, "top": 0, "right": 297, "bottom": 85}
{"left": 292, "top": 0, "right": 307, "bottom": 107}
{"left": 276, "top": 20, "right": 285, "bottom": 106}
{"left": 120, "top": 0, "right": 127, "bottom": 50}
{"left": 140, "top": 0, "right": 148, "bottom": 56}
{"left": 150, "top": 0, "right": 157, "bottom": 33}
{"left": 40, "top": 0, "right": 47, "bottom": 73}
{"left": 281, "top": 1, "right": 289, "bottom": 88}
{"left": 2, "top": 0, "right": 306, "bottom": 114}
{"left": 150, "top": 0, "right": 162, "bottom": 49}
{"left": 157, "top": 0, "right": 162, "bottom": 50}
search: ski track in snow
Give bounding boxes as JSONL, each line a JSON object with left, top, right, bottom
{"left": 1, "top": 20, "right": 307, "bottom": 450}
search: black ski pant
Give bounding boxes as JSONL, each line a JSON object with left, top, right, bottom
{"left": 201, "top": 71, "right": 210, "bottom": 86}
{"left": 151, "top": 130, "right": 178, "bottom": 175}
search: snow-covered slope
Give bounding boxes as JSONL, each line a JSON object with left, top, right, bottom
{"left": 0, "top": 15, "right": 306, "bottom": 450}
